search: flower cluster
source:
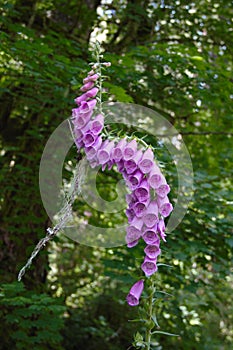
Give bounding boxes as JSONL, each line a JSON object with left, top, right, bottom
{"left": 72, "top": 65, "right": 173, "bottom": 307}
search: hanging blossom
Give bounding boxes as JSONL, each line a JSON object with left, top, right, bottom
{"left": 72, "top": 62, "right": 173, "bottom": 307}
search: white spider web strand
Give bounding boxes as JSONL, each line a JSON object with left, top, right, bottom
{"left": 18, "top": 159, "right": 86, "bottom": 281}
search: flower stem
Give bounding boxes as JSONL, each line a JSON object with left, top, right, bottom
{"left": 145, "top": 278, "right": 155, "bottom": 350}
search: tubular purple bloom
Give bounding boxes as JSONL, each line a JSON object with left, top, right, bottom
{"left": 116, "top": 159, "right": 124, "bottom": 172}
{"left": 126, "top": 280, "right": 144, "bottom": 306}
{"left": 73, "top": 110, "right": 93, "bottom": 128}
{"left": 123, "top": 140, "right": 137, "bottom": 160}
{"left": 85, "top": 136, "right": 102, "bottom": 159}
{"left": 133, "top": 198, "right": 150, "bottom": 218}
{"left": 111, "top": 139, "right": 127, "bottom": 162}
{"left": 143, "top": 200, "right": 159, "bottom": 228}
{"left": 141, "top": 256, "right": 158, "bottom": 276}
{"left": 126, "top": 216, "right": 143, "bottom": 243}
{"left": 83, "top": 132, "right": 97, "bottom": 147}
{"left": 97, "top": 140, "right": 115, "bottom": 165}
{"left": 157, "top": 219, "right": 167, "bottom": 242}
{"left": 148, "top": 164, "right": 164, "bottom": 189}
{"left": 80, "top": 81, "right": 95, "bottom": 92}
{"left": 138, "top": 148, "right": 154, "bottom": 174}
{"left": 79, "top": 99, "right": 97, "bottom": 114}
{"left": 126, "top": 208, "right": 135, "bottom": 223}
{"left": 144, "top": 244, "right": 161, "bottom": 259}
{"left": 85, "top": 87, "right": 99, "bottom": 99}
{"left": 83, "top": 73, "right": 99, "bottom": 84}
{"left": 127, "top": 239, "right": 139, "bottom": 248}
{"left": 142, "top": 227, "right": 160, "bottom": 245}
{"left": 128, "top": 170, "right": 143, "bottom": 190}
{"left": 157, "top": 196, "right": 173, "bottom": 217}
{"left": 88, "top": 114, "right": 104, "bottom": 135}
{"left": 134, "top": 179, "right": 150, "bottom": 202}
{"left": 156, "top": 184, "right": 170, "bottom": 198}
{"left": 124, "top": 150, "right": 143, "bottom": 174}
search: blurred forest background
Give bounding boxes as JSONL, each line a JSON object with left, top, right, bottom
{"left": 0, "top": 0, "right": 232, "bottom": 349}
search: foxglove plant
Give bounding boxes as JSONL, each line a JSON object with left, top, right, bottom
{"left": 18, "top": 43, "right": 175, "bottom": 349}
{"left": 70, "top": 46, "right": 175, "bottom": 349}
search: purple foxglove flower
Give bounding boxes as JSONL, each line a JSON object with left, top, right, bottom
{"left": 141, "top": 256, "right": 158, "bottom": 276}
{"left": 157, "top": 219, "right": 166, "bottom": 242}
{"left": 83, "top": 73, "right": 99, "bottom": 84}
{"left": 128, "top": 170, "right": 143, "bottom": 190}
{"left": 80, "top": 81, "right": 95, "bottom": 92}
{"left": 124, "top": 150, "right": 143, "bottom": 174}
{"left": 127, "top": 239, "right": 139, "bottom": 248}
{"left": 144, "top": 244, "right": 161, "bottom": 259}
{"left": 143, "top": 200, "right": 159, "bottom": 228}
{"left": 73, "top": 110, "right": 93, "bottom": 129}
{"left": 83, "top": 132, "right": 96, "bottom": 147}
{"left": 126, "top": 280, "right": 144, "bottom": 306}
{"left": 111, "top": 139, "right": 127, "bottom": 162}
{"left": 72, "top": 107, "right": 80, "bottom": 117}
{"left": 123, "top": 140, "right": 137, "bottom": 160}
{"left": 89, "top": 114, "right": 104, "bottom": 135}
{"left": 133, "top": 198, "right": 150, "bottom": 218}
{"left": 74, "top": 93, "right": 88, "bottom": 105}
{"left": 79, "top": 99, "right": 97, "bottom": 114}
{"left": 148, "top": 164, "right": 164, "bottom": 189}
{"left": 74, "top": 127, "right": 83, "bottom": 139}
{"left": 126, "top": 217, "right": 143, "bottom": 243}
{"left": 85, "top": 136, "right": 102, "bottom": 159}
{"left": 97, "top": 140, "right": 115, "bottom": 165}
{"left": 75, "top": 87, "right": 99, "bottom": 105}
{"left": 75, "top": 138, "right": 84, "bottom": 150}
{"left": 126, "top": 208, "right": 135, "bottom": 223}
{"left": 142, "top": 227, "right": 160, "bottom": 245}
{"left": 116, "top": 159, "right": 124, "bottom": 172}
{"left": 85, "top": 87, "right": 99, "bottom": 98}
{"left": 138, "top": 148, "right": 154, "bottom": 174}
{"left": 157, "top": 196, "right": 173, "bottom": 217}
{"left": 126, "top": 193, "right": 137, "bottom": 206}
{"left": 156, "top": 184, "right": 170, "bottom": 198}
{"left": 134, "top": 179, "right": 150, "bottom": 202}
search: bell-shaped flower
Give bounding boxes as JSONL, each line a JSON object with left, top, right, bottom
{"left": 156, "top": 183, "right": 170, "bottom": 198}
{"left": 97, "top": 140, "right": 115, "bottom": 165}
{"left": 144, "top": 244, "right": 161, "bottom": 259}
{"left": 123, "top": 140, "right": 137, "bottom": 160}
{"left": 142, "top": 226, "right": 160, "bottom": 245}
{"left": 88, "top": 114, "right": 104, "bottom": 135}
{"left": 85, "top": 136, "right": 102, "bottom": 159}
{"left": 126, "top": 280, "right": 144, "bottom": 306}
{"left": 83, "top": 73, "right": 99, "bottom": 84}
{"left": 148, "top": 164, "right": 164, "bottom": 189}
{"left": 157, "top": 219, "right": 167, "bottom": 242}
{"left": 124, "top": 150, "right": 143, "bottom": 174}
{"left": 143, "top": 200, "right": 159, "bottom": 228}
{"left": 127, "top": 239, "right": 139, "bottom": 248}
{"left": 126, "top": 216, "right": 143, "bottom": 243}
{"left": 128, "top": 170, "right": 143, "bottom": 190}
{"left": 134, "top": 179, "right": 150, "bottom": 202}
{"left": 80, "top": 81, "right": 95, "bottom": 92}
{"left": 141, "top": 256, "right": 158, "bottom": 276}
{"left": 138, "top": 148, "right": 154, "bottom": 174}
{"left": 133, "top": 198, "right": 150, "bottom": 218}
{"left": 79, "top": 99, "right": 97, "bottom": 114}
{"left": 157, "top": 196, "right": 173, "bottom": 217}
{"left": 111, "top": 139, "right": 127, "bottom": 162}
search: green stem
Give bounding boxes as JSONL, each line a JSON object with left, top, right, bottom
{"left": 145, "top": 278, "right": 155, "bottom": 350}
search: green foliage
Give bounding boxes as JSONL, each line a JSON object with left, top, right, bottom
{"left": 0, "top": 282, "right": 66, "bottom": 350}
